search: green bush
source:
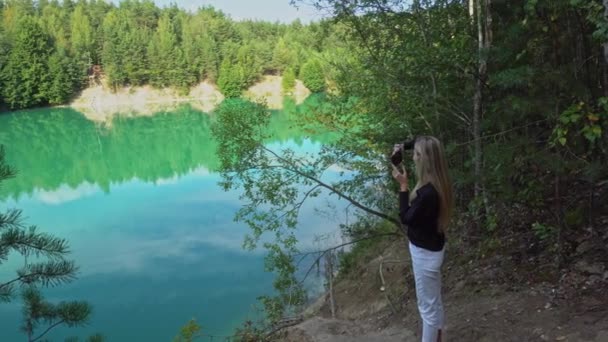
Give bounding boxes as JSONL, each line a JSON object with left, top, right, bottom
{"left": 300, "top": 59, "right": 325, "bottom": 93}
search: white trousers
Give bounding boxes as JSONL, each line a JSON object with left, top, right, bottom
{"left": 409, "top": 242, "right": 445, "bottom": 342}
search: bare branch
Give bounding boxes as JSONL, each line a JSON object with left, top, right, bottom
{"left": 31, "top": 320, "right": 65, "bottom": 342}
{"left": 297, "top": 231, "right": 400, "bottom": 286}
{"left": 262, "top": 146, "right": 401, "bottom": 226}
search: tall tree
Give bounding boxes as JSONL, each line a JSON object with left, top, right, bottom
{"left": 101, "top": 9, "right": 128, "bottom": 89}
{"left": 217, "top": 58, "right": 244, "bottom": 97}
{"left": 300, "top": 59, "right": 325, "bottom": 93}
{"left": 46, "top": 46, "right": 80, "bottom": 104}
{"left": 0, "top": 16, "right": 51, "bottom": 109}
{"left": 199, "top": 33, "right": 219, "bottom": 81}
{"left": 605, "top": 0, "right": 608, "bottom": 63}
{"left": 272, "top": 37, "right": 296, "bottom": 73}
{"left": 147, "top": 12, "right": 178, "bottom": 88}
{"left": 282, "top": 68, "right": 296, "bottom": 93}
{"left": 472, "top": 0, "right": 492, "bottom": 215}
{"left": 39, "top": 0, "right": 69, "bottom": 50}
{"left": 71, "top": 3, "right": 94, "bottom": 74}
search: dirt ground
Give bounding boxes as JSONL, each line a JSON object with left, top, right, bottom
{"left": 282, "top": 217, "right": 608, "bottom": 342}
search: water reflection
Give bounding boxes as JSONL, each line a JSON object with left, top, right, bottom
{"left": 0, "top": 96, "right": 331, "bottom": 201}
{"left": 0, "top": 96, "right": 343, "bottom": 341}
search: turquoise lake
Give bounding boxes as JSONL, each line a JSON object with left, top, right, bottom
{"left": 0, "top": 100, "right": 346, "bottom": 341}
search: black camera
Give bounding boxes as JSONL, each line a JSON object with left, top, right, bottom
{"left": 390, "top": 137, "right": 417, "bottom": 166}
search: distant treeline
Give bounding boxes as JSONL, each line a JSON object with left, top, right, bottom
{"left": 0, "top": 0, "right": 332, "bottom": 110}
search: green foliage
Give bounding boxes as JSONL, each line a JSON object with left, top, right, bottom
{"left": 148, "top": 12, "right": 178, "bottom": 88}
{"left": 211, "top": 95, "right": 398, "bottom": 327}
{"left": 0, "top": 1, "right": 336, "bottom": 107}
{"left": 64, "top": 334, "right": 106, "bottom": 342}
{"left": 87, "top": 334, "right": 106, "bottom": 342}
{"left": 300, "top": 59, "right": 325, "bottom": 93}
{"left": 564, "top": 206, "right": 585, "bottom": 227}
{"left": 571, "top": 0, "right": 608, "bottom": 42}
{"left": 281, "top": 68, "right": 296, "bottom": 94}
{"left": 0, "top": 16, "right": 51, "bottom": 109}
{"left": 272, "top": 37, "right": 297, "bottom": 72}
{"left": 552, "top": 101, "right": 606, "bottom": 148}
{"left": 236, "top": 43, "right": 264, "bottom": 87}
{"left": 257, "top": 242, "right": 306, "bottom": 323}
{"left": 531, "top": 222, "right": 556, "bottom": 242}
{"left": 172, "top": 318, "right": 201, "bottom": 342}
{"left": 337, "top": 220, "right": 394, "bottom": 276}
{"left": 46, "top": 47, "right": 81, "bottom": 104}
{"left": 21, "top": 287, "right": 92, "bottom": 341}
{"left": 232, "top": 320, "right": 267, "bottom": 342}
{"left": 217, "top": 59, "right": 245, "bottom": 98}
{"left": 70, "top": 3, "right": 93, "bottom": 73}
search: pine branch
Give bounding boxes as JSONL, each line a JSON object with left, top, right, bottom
{"left": 21, "top": 288, "right": 91, "bottom": 341}
{"left": 0, "top": 208, "right": 23, "bottom": 231}
{"left": 56, "top": 300, "right": 92, "bottom": 327}
{"left": 15, "top": 260, "right": 78, "bottom": 287}
{"left": 28, "top": 303, "right": 92, "bottom": 341}
{"left": 1, "top": 226, "right": 71, "bottom": 259}
{"left": 0, "top": 283, "right": 13, "bottom": 302}
{"left": 21, "top": 287, "right": 57, "bottom": 337}
{"left": 30, "top": 320, "right": 65, "bottom": 342}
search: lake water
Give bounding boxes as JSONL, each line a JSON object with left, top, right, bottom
{"left": 0, "top": 100, "right": 345, "bottom": 341}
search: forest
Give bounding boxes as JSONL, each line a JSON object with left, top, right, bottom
{"left": 0, "top": 0, "right": 329, "bottom": 109}
{"left": 210, "top": 0, "right": 608, "bottom": 336}
{"left": 0, "top": 0, "right": 607, "bottom": 340}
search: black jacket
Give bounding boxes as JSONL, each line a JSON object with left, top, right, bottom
{"left": 399, "top": 183, "right": 445, "bottom": 251}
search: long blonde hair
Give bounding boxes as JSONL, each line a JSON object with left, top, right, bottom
{"left": 411, "top": 136, "right": 453, "bottom": 232}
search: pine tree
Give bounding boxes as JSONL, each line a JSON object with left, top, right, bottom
{"left": 282, "top": 68, "right": 296, "bottom": 94}
{"left": 178, "top": 13, "right": 202, "bottom": 86}
{"left": 236, "top": 43, "right": 262, "bottom": 88}
{"left": 101, "top": 9, "right": 128, "bottom": 89}
{"left": 70, "top": 3, "right": 94, "bottom": 75}
{"left": 148, "top": 12, "right": 178, "bottom": 88}
{"left": 217, "top": 58, "right": 244, "bottom": 98}
{"left": 272, "top": 37, "right": 296, "bottom": 73}
{"left": 46, "top": 47, "right": 80, "bottom": 104}
{"left": 0, "top": 16, "right": 52, "bottom": 109}
{"left": 199, "top": 33, "right": 220, "bottom": 82}
{"left": 300, "top": 59, "right": 325, "bottom": 93}
{"left": 0, "top": 146, "right": 94, "bottom": 341}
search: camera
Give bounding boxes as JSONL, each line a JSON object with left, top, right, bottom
{"left": 390, "top": 137, "right": 417, "bottom": 166}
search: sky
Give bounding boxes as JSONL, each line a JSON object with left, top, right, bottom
{"left": 112, "top": 0, "right": 324, "bottom": 23}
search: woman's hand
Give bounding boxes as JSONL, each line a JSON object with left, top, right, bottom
{"left": 391, "top": 164, "right": 409, "bottom": 191}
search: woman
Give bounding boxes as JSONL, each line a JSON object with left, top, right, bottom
{"left": 391, "top": 135, "right": 453, "bottom": 342}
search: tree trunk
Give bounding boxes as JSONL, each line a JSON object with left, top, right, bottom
{"left": 325, "top": 252, "right": 336, "bottom": 318}
{"left": 604, "top": 0, "right": 608, "bottom": 63}
{"left": 603, "top": 0, "right": 608, "bottom": 96}
{"left": 473, "top": 0, "right": 492, "bottom": 217}
{"left": 473, "top": 0, "right": 485, "bottom": 199}
{"left": 469, "top": 0, "right": 474, "bottom": 18}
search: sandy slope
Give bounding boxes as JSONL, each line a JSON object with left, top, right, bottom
{"left": 70, "top": 76, "right": 311, "bottom": 123}
{"left": 244, "top": 75, "right": 311, "bottom": 110}
{"left": 70, "top": 81, "right": 224, "bottom": 122}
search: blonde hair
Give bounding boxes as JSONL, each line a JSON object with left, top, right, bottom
{"left": 410, "top": 136, "right": 454, "bottom": 232}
